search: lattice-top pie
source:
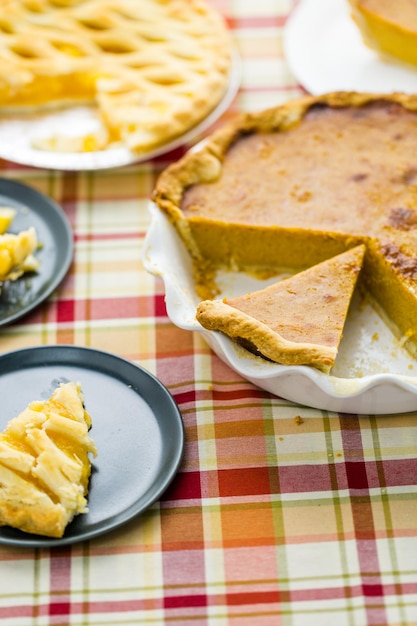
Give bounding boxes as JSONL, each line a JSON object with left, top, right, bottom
{"left": 0, "top": 382, "right": 97, "bottom": 538}
{"left": 0, "top": 0, "right": 233, "bottom": 153}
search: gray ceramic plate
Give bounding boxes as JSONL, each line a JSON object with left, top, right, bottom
{"left": 0, "top": 345, "right": 184, "bottom": 547}
{"left": 0, "top": 178, "right": 73, "bottom": 325}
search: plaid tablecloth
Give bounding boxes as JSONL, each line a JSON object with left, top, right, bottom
{"left": 1, "top": 2, "right": 417, "bottom": 625}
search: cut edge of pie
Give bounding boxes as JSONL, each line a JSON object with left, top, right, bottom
{"left": 0, "top": 381, "right": 97, "bottom": 538}
{"left": 196, "top": 245, "right": 366, "bottom": 373}
{"left": 153, "top": 90, "right": 417, "bottom": 358}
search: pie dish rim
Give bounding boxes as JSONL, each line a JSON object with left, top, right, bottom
{"left": 143, "top": 202, "right": 417, "bottom": 415}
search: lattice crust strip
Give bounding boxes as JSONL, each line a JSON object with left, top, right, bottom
{"left": 0, "top": 0, "right": 233, "bottom": 153}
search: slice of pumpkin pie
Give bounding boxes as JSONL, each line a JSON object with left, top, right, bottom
{"left": 196, "top": 245, "right": 366, "bottom": 373}
{"left": 0, "top": 382, "right": 97, "bottom": 538}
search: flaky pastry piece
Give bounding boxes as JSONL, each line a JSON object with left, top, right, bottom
{"left": 0, "top": 382, "right": 97, "bottom": 538}
{"left": 0, "top": 0, "right": 233, "bottom": 153}
{"left": 0, "top": 226, "right": 39, "bottom": 282}
{"left": 0, "top": 206, "right": 39, "bottom": 283}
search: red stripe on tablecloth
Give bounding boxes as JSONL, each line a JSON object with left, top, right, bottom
{"left": 49, "top": 602, "right": 71, "bottom": 616}
{"left": 343, "top": 461, "right": 369, "bottom": 490}
{"left": 172, "top": 387, "right": 266, "bottom": 405}
{"left": 56, "top": 299, "right": 75, "bottom": 323}
{"left": 163, "top": 471, "right": 202, "bottom": 501}
{"left": 164, "top": 594, "right": 208, "bottom": 608}
{"left": 213, "top": 387, "right": 267, "bottom": 401}
{"left": 3, "top": 581, "right": 417, "bottom": 619}
{"left": 162, "top": 457, "right": 417, "bottom": 502}
{"left": 74, "top": 232, "right": 145, "bottom": 242}
{"left": 154, "top": 294, "right": 168, "bottom": 317}
{"left": 49, "top": 548, "right": 72, "bottom": 617}
{"left": 50, "top": 295, "right": 166, "bottom": 322}
{"left": 0, "top": 607, "right": 35, "bottom": 619}
{"left": 340, "top": 415, "right": 387, "bottom": 626}
{"left": 218, "top": 467, "right": 272, "bottom": 497}
{"left": 14, "top": 294, "right": 167, "bottom": 326}
{"left": 171, "top": 390, "right": 197, "bottom": 405}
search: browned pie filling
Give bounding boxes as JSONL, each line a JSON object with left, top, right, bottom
{"left": 182, "top": 101, "right": 417, "bottom": 236}
{"left": 154, "top": 92, "right": 417, "bottom": 357}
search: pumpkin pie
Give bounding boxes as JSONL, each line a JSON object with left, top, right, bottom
{"left": 349, "top": 0, "right": 417, "bottom": 67}
{"left": 153, "top": 91, "right": 417, "bottom": 359}
{"left": 196, "top": 245, "right": 365, "bottom": 373}
{"left": 0, "top": 0, "right": 232, "bottom": 153}
{"left": 0, "top": 382, "right": 97, "bottom": 538}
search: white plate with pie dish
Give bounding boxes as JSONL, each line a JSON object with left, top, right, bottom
{"left": 283, "top": 0, "right": 417, "bottom": 95}
{"left": 0, "top": 52, "right": 241, "bottom": 172}
{"left": 0, "top": 345, "right": 184, "bottom": 548}
{"left": 143, "top": 202, "right": 417, "bottom": 415}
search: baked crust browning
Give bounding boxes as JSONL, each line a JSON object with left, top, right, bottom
{"left": 197, "top": 299, "right": 337, "bottom": 372}
{"left": 196, "top": 246, "right": 365, "bottom": 373}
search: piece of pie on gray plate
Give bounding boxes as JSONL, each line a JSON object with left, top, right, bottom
{"left": 0, "top": 382, "right": 97, "bottom": 538}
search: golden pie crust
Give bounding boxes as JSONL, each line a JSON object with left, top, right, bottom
{"left": 0, "top": 0, "right": 233, "bottom": 153}
{"left": 197, "top": 246, "right": 365, "bottom": 373}
{"left": 0, "top": 382, "right": 97, "bottom": 538}
{"left": 154, "top": 91, "right": 417, "bottom": 360}
{"left": 349, "top": 0, "right": 417, "bottom": 68}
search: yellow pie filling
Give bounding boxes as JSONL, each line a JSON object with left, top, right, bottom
{"left": 0, "top": 382, "right": 97, "bottom": 538}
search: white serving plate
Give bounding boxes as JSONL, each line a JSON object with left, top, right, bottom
{"left": 284, "top": 0, "right": 417, "bottom": 95}
{"left": 0, "top": 53, "right": 241, "bottom": 171}
{"left": 143, "top": 203, "right": 417, "bottom": 415}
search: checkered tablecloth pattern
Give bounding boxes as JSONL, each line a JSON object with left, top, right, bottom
{"left": 0, "top": 2, "right": 417, "bottom": 625}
